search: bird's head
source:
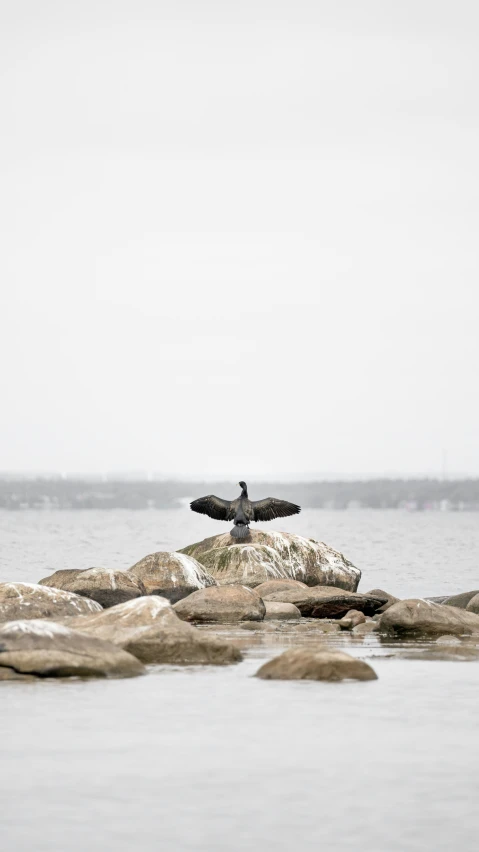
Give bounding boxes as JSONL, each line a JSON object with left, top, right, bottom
{"left": 238, "top": 480, "right": 247, "bottom": 492}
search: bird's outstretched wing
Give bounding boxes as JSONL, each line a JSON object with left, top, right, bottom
{"left": 251, "top": 498, "right": 301, "bottom": 522}
{"left": 190, "top": 495, "right": 234, "bottom": 521}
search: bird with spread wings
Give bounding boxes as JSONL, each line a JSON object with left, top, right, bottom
{"left": 190, "top": 480, "right": 300, "bottom": 539}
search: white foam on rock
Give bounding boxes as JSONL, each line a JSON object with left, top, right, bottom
{"left": 0, "top": 619, "right": 72, "bottom": 638}
{"left": 172, "top": 552, "right": 213, "bottom": 588}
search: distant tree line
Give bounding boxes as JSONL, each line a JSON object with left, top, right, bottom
{"left": 0, "top": 478, "right": 479, "bottom": 510}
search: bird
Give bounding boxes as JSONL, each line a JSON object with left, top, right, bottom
{"left": 190, "top": 481, "right": 301, "bottom": 539}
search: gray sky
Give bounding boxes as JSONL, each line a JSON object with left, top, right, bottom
{"left": 1, "top": 1, "right": 478, "bottom": 478}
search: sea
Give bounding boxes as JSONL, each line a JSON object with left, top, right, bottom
{"left": 1, "top": 508, "right": 478, "bottom": 851}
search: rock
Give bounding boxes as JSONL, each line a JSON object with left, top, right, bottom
{"left": 366, "top": 588, "right": 400, "bottom": 614}
{"left": 127, "top": 551, "right": 216, "bottom": 603}
{"left": 39, "top": 567, "right": 146, "bottom": 608}
{"left": 380, "top": 599, "right": 479, "bottom": 636}
{"left": 0, "top": 620, "right": 145, "bottom": 679}
{"left": 174, "top": 586, "right": 266, "bottom": 624}
{"left": 338, "top": 609, "right": 366, "bottom": 630}
{"left": 352, "top": 621, "right": 378, "bottom": 635}
{"left": 254, "top": 579, "right": 308, "bottom": 597}
{"left": 263, "top": 601, "right": 301, "bottom": 621}
{"left": 436, "top": 635, "right": 462, "bottom": 645}
{"left": 66, "top": 596, "right": 241, "bottom": 665}
{"left": 179, "top": 530, "right": 360, "bottom": 591}
{"left": 401, "top": 646, "right": 479, "bottom": 661}
{"left": 0, "top": 582, "right": 102, "bottom": 622}
{"left": 466, "top": 594, "right": 479, "bottom": 614}
{"left": 261, "top": 586, "right": 386, "bottom": 618}
{"left": 255, "top": 647, "right": 378, "bottom": 682}
{"left": 444, "top": 591, "right": 479, "bottom": 609}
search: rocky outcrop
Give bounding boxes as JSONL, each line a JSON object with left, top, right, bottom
{"left": 179, "top": 530, "right": 360, "bottom": 591}
{"left": 0, "top": 619, "right": 144, "bottom": 679}
{"left": 174, "top": 585, "right": 266, "bottom": 624}
{"left": 380, "top": 599, "right": 479, "bottom": 636}
{"left": 39, "top": 568, "right": 145, "bottom": 608}
{"left": 0, "top": 582, "right": 102, "bottom": 622}
{"left": 261, "top": 586, "right": 386, "bottom": 618}
{"left": 67, "top": 596, "right": 242, "bottom": 665}
{"left": 255, "top": 647, "right": 377, "bottom": 682}
{"left": 263, "top": 601, "right": 301, "bottom": 621}
{"left": 127, "top": 551, "right": 216, "bottom": 603}
{"left": 466, "top": 594, "right": 479, "bottom": 614}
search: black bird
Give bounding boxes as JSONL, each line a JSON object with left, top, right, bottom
{"left": 190, "top": 481, "right": 301, "bottom": 539}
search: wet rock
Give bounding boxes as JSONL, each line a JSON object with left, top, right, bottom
{"left": 39, "top": 567, "right": 145, "bottom": 608}
{"left": 435, "top": 635, "right": 462, "bottom": 645}
{"left": 254, "top": 579, "right": 308, "bottom": 597}
{"left": 255, "top": 647, "right": 378, "bottom": 682}
{"left": 338, "top": 610, "right": 366, "bottom": 630}
{"left": 352, "top": 621, "right": 378, "bottom": 635}
{"left": 262, "top": 586, "right": 386, "bottom": 619}
{"left": 380, "top": 599, "right": 479, "bottom": 637}
{"left": 0, "top": 619, "right": 145, "bottom": 679}
{"left": 174, "top": 585, "right": 265, "bottom": 624}
{"left": 127, "top": 551, "right": 216, "bottom": 604}
{"left": 366, "top": 588, "right": 400, "bottom": 614}
{"left": 466, "top": 594, "right": 479, "bottom": 615}
{"left": 263, "top": 601, "right": 301, "bottom": 621}
{"left": 0, "top": 582, "right": 102, "bottom": 622}
{"left": 401, "top": 646, "right": 479, "bottom": 661}
{"left": 67, "top": 596, "right": 241, "bottom": 665}
{"left": 179, "top": 530, "right": 360, "bottom": 591}
{"left": 444, "top": 591, "right": 479, "bottom": 610}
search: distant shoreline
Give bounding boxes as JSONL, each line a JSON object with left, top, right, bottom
{"left": 1, "top": 478, "right": 478, "bottom": 511}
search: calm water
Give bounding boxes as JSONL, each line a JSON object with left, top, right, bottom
{"left": 1, "top": 509, "right": 479, "bottom": 851}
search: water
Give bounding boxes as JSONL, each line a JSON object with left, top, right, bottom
{"left": 1, "top": 509, "right": 479, "bottom": 851}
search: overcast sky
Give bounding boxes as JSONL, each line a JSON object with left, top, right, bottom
{"left": 1, "top": 1, "right": 478, "bottom": 478}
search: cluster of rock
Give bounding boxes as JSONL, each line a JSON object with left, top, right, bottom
{"left": 2, "top": 527, "right": 479, "bottom": 683}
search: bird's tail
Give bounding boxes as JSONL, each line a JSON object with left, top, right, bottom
{"left": 230, "top": 524, "right": 250, "bottom": 539}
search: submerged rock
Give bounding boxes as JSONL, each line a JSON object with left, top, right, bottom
{"left": 0, "top": 582, "right": 102, "bottom": 622}
{"left": 174, "top": 585, "right": 265, "bottom": 624}
{"left": 127, "top": 551, "right": 216, "bottom": 603}
{"left": 255, "top": 647, "right": 377, "bottom": 682}
{"left": 352, "top": 621, "right": 378, "bottom": 635}
{"left": 263, "top": 601, "right": 301, "bottom": 621}
{"left": 0, "top": 619, "right": 144, "bottom": 680}
{"left": 380, "top": 599, "right": 479, "bottom": 636}
{"left": 261, "top": 586, "right": 386, "bottom": 619}
{"left": 39, "top": 568, "right": 145, "bottom": 608}
{"left": 179, "top": 530, "right": 360, "bottom": 591}
{"left": 67, "top": 596, "right": 241, "bottom": 665}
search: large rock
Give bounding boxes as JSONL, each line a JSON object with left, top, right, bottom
{"left": 0, "top": 582, "right": 102, "bottom": 622}
{"left": 261, "top": 586, "right": 386, "bottom": 618}
{"left": 127, "top": 551, "right": 216, "bottom": 603}
{"left": 0, "top": 619, "right": 144, "bottom": 680}
{"left": 256, "top": 647, "right": 377, "bottom": 682}
{"left": 466, "top": 594, "right": 479, "bottom": 615}
{"left": 444, "top": 591, "right": 479, "bottom": 610}
{"left": 39, "top": 568, "right": 146, "bottom": 608}
{"left": 174, "top": 586, "right": 266, "bottom": 624}
{"left": 254, "top": 579, "right": 308, "bottom": 597}
{"left": 67, "top": 596, "right": 241, "bottom": 665}
{"left": 380, "top": 599, "right": 479, "bottom": 636}
{"left": 263, "top": 601, "right": 301, "bottom": 621}
{"left": 179, "top": 530, "right": 360, "bottom": 591}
